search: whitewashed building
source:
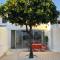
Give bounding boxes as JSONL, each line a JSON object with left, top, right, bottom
{"left": 0, "top": 17, "right": 60, "bottom": 57}
{"left": 0, "top": 17, "right": 44, "bottom": 57}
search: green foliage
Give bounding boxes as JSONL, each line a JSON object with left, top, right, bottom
{"left": 44, "top": 36, "right": 48, "bottom": 42}
{"left": 0, "top": 0, "right": 59, "bottom": 25}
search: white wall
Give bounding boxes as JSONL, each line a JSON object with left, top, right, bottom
{"left": 52, "top": 28, "right": 60, "bottom": 52}
{"left": 48, "top": 28, "right": 53, "bottom": 51}
{"left": 0, "top": 18, "right": 2, "bottom": 23}
{"left": 48, "top": 24, "right": 60, "bottom": 52}
{"left": 0, "top": 27, "right": 9, "bottom": 57}
{"left": 7, "top": 29, "right": 11, "bottom": 49}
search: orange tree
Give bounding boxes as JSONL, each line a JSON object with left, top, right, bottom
{"left": 0, "top": 0, "right": 59, "bottom": 58}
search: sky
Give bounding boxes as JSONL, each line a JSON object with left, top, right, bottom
{"left": 53, "top": 0, "right": 60, "bottom": 11}
{"left": 0, "top": 0, "right": 60, "bottom": 11}
{"left": 0, "top": 0, "right": 6, "bottom": 4}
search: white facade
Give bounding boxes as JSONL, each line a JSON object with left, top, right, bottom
{"left": 48, "top": 24, "right": 60, "bottom": 52}
{"left": 0, "top": 18, "right": 21, "bottom": 57}
{"left": 0, "top": 18, "right": 43, "bottom": 57}
{"left": 0, "top": 27, "right": 8, "bottom": 57}
{"left": 1, "top": 17, "right": 60, "bottom": 57}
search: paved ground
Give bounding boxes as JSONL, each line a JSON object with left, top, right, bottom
{"left": 0, "top": 49, "right": 60, "bottom": 60}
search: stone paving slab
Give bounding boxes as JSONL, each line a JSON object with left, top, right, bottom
{"left": 18, "top": 52, "right": 60, "bottom": 60}
{"left": 0, "top": 49, "right": 60, "bottom": 60}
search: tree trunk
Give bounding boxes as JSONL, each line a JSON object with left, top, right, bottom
{"left": 26, "top": 24, "right": 34, "bottom": 58}
{"left": 29, "top": 25, "right": 33, "bottom": 58}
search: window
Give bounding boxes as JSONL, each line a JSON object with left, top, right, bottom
{"left": 2, "top": 18, "right": 7, "bottom": 23}
{"left": 23, "top": 35, "right": 30, "bottom": 40}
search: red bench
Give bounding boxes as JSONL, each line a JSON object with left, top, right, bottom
{"left": 32, "top": 43, "right": 48, "bottom": 51}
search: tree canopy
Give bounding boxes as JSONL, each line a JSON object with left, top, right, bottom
{"left": 0, "top": 0, "right": 59, "bottom": 58}
{"left": 0, "top": 0, "right": 59, "bottom": 26}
